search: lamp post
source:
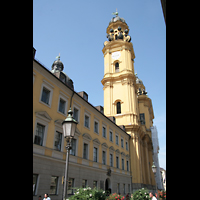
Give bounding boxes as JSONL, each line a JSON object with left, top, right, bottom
{"left": 152, "top": 162, "right": 157, "bottom": 194}
{"left": 62, "top": 108, "right": 78, "bottom": 200}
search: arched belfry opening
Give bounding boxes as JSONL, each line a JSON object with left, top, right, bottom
{"left": 116, "top": 102, "right": 121, "bottom": 114}
{"left": 115, "top": 62, "right": 119, "bottom": 72}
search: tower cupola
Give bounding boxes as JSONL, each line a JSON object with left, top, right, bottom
{"left": 51, "top": 54, "right": 74, "bottom": 90}
{"left": 51, "top": 53, "right": 64, "bottom": 72}
{"left": 104, "top": 10, "right": 131, "bottom": 45}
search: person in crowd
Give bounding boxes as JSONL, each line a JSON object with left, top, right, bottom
{"left": 149, "top": 192, "right": 157, "bottom": 200}
{"left": 43, "top": 193, "right": 51, "bottom": 200}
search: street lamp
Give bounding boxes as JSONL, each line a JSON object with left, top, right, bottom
{"left": 152, "top": 162, "right": 157, "bottom": 194}
{"left": 62, "top": 107, "right": 78, "bottom": 200}
{"left": 152, "top": 162, "right": 157, "bottom": 174}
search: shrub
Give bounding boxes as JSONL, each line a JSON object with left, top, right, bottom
{"left": 68, "top": 186, "right": 106, "bottom": 200}
{"left": 158, "top": 190, "right": 166, "bottom": 200}
{"left": 131, "top": 188, "right": 151, "bottom": 200}
{"left": 106, "top": 193, "right": 125, "bottom": 200}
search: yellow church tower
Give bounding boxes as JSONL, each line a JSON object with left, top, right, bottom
{"left": 102, "top": 11, "right": 156, "bottom": 191}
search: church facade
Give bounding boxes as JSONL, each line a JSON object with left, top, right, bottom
{"left": 33, "top": 13, "right": 156, "bottom": 200}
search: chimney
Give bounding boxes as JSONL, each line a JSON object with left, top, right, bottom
{"left": 95, "top": 106, "right": 104, "bottom": 114}
{"left": 78, "top": 91, "right": 88, "bottom": 101}
{"left": 119, "top": 125, "right": 126, "bottom": 131}
{"left": 108, "top": 116, "right": 115, "bottom": 123}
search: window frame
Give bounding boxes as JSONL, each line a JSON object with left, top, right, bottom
{"left": 39, "top": 79, "right": 54, "bottom": 108}
{"left": 57, "top": 91, "right": 69, "bottom": 116}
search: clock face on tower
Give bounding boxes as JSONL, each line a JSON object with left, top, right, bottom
{"left": 112, "top": 51, "right": 121, "bottom": 60}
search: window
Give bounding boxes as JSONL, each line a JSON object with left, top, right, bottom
{"left": 73, "top": 107, "right": 79, "bottom": 122}
{"left": 117, "top": 102, "right": 121, "bottom": 114}
{"left": 59, "top": 98, "right": 66, "bottom": 114}
{"left": 54, "top": 131, "right": 62, "bottom": 151}
{"left": 93, "top": 147, "right": 98, "bottom": 162}
{"left": 33, "top": 174, "right": 38, "bottom": 195}
{"left": 127, "top": 160, "right": 129, "bottom": 171}
{"left": 82, "top": 179, "right": 87, "bottom": 188}
{"left": 41, "top": 87, "right": 50, "bottom": 105}
{"left": 115, "top": 62, "right": 119, "bottom": 72}
{"left": 123, "top": 184, "right": 125, "bottom": 194}
{"left": 117, "top": 183, "right": 120, "bottom": 194}
{"left": 122, "top": 158, "right": 124, "bottom": 170}
{"left": 128, "top": 184, "right": 131, "bottom": 193}
{"left": 102, "top": 151, "right": 106, "bottom": 165}
{"left": 116, "top": 156, "right": 119, "bottom": 168}
{"left": 68, "top": 178, "right": 74, "bottom": 195}
{"left": 116, "top": 135, "right": 119, "bottom": 145}
{"left": 109, "top": 131, "right": 113, "bottom": 142}
{"left": 110, "top": 154, "right": 113, "bottom": 167}
{"left": 40, "top": 80, "right": 54, "bottom": 107}
{"left": 50, "top": 176, "right": 58, "bottom": 195}
{"left": 94, "top": 121, "right": 99, "bottom": 134}
{"left": 102, "top": 126, "right": 106, "bottom": 138}
{"left": 34, "top": 123, "right": 45, "bottom": 146}
{"left": 126, "top": 141, "right": 128, "bottom": 151}
{"left": 93, "top": 181, "right": 97, "bottom": 188}
{"left": 140, "top": 113, "right": 145, "bottom": 125}
{"left": 121, "top": 138, "right": 124, "bottom": 148}
{"left": 70, "top": 138, "right": 76, "bottom": 156}
{"left": 57, "top": 92, "right": 68, "bottom": 115}
{"left": 84, "top": 115, "right": 90, "bottom": 128}
{"left": 83, "top": 143, "right": 88, "bottom": 159}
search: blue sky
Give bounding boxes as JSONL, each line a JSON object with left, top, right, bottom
{"left": 33, "top": 0, "right": 166, "bottom": 170}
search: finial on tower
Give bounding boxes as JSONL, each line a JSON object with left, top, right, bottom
{"left": 112, "top": 8, "right": 118, "bottom": 16}
{"left": 56, "top": 53, "right": 60, "bottom": 60}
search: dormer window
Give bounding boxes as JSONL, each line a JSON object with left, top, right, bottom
{"left": 115, "top": 62, "right": 119, "bottom": 72}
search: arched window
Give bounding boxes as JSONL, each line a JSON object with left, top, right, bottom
{"left": 115, "top": 62, "right": 119, "bottom": 72}
{"left": 116, "top": 102, "right": 121, "bottom": 114}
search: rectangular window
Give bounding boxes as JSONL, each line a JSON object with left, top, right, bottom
{"left": 102, "top": 126, "right": 106, "bottom": 138}
{"left": 127, "top": 160, "right": 129, "bottom": 171}
{"left": 126, "top": 141, "right": 128, "bottom": 151}
{"left": 117, "top": 183, "right": 120, "bottom": 194}
{"left": 83, "top": 143, "right": 88, "bottom": 159}
{"left": 41, "top": 87, "right": 50, "bottom": 105}
{"left": 54, "top": 131, "right": 62, "bottom": 151}
{"left": 50, "top": 176, "right": 58, "bottom": 195}
{"left": 110, "top": 154, "right": 113, "bottom": 167}
{"left": 102, "top": 151, "right": 106, "bottom": 165}
{"left": 123, "top": 184, "right": 125, "bottom": 194}
{"left": 33, "top": 174, "right": 38, "bottom": 195}
{"left": 116, "top": 135, "right": 119, "bottom": 145}
{"left": 140, "top": 113, "right": 145, "bottom": 125}
{"left": 121, "top": 138, "right": 124, "bottom": 148}
{"left": 73, "top": 107, "right": 79, "bottom": 122}
{"left": 84, "top": 115, "right": 90, "bottom": 128}
{"left": 93, "top": 147, "right": 98, "bottom": 162}
{"left": 122, "top": 158, "right": 124, "bottom": 170}
{"left": 34, "top": 123, "right": 45, "bottom": 146}
{"left": 68, "top": 178, "right": 74, "bottom": 195}
{"left": 94, "top": 121, "right": 99, "bottom": 133}
{"left": 82, "top": 179, "right": 87, "bottom": 188}
{"left": 59, "top": 98, "right": 66, "bottom": 114}
{"left": 128, "top": 184, "right": 130, "bottom": 193}
{"left": 116, "top": 156, "right": 119, "bottom": 168}
{"left": 109, "top": 131, "right": 113, "bottom": 142}
{"left": 70, "top": 138, "right": 76, "bottom": 156}
{"left": 93, "top": 181, "right": 97, "bottom": 188}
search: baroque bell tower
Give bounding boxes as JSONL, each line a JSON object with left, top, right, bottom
{"left": 101, "top": 11, "right": 139, "bottom": 127}
{"left": 102, "top": 11, "right": 156, "bottom": 192}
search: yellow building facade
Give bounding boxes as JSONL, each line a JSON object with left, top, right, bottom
{"left": 33, "top": 54, "right": 132, "bottom": 200}
{"left": 33, "top": 13, "right": 156, "bottom": 200}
